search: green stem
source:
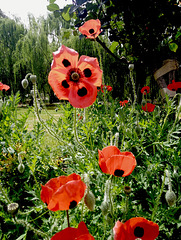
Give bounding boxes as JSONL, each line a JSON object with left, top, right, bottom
{"left": 66, "top": 210, "right": 70, "bottom": 228}
{"left": 73, "top": 108, "right": 88, "bottom": 154}
{"left": 129, "top": 69, "right": 137, "bottom": 108}
{"left": 151, "top": 169, "right": 166, "bottom": 221}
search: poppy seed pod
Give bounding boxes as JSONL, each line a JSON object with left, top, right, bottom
{"left": 124, "top": 186, "right": 132, "bottom": 196}
{"left": 165, "top": 190, "right": 176, "bottom": 206}
{"left": 7, "top": 202, "right": 19, "bottom": 215}
{"left": 21, "top": 78, "right": 29, "bottom": 89}
{"left": 84, "top": 190, "right": 95, "bottom": 211}
{"left": 30, "top": 75, "right": 37, "bottom": 84}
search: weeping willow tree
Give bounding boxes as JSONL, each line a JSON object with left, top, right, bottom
{"left": 0, "top": 17, "right": 26, "bottom": 93}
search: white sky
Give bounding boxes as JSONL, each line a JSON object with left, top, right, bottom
{"left": 1, "top": 0, "right": 72, "bottom": 26}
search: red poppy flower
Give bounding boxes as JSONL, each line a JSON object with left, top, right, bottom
{"left": 0, "top": 82, "right": 10, "bottom": 91}
{"left": 119, "top": 100, "right": 129, "bottom": 107}
{"left": 40, "top": 173, "right": 86, "bottom": 211}
{"left": 167, "top": 80, "right": 181, "bottom": 91}
{"left": 51, "top": 221, "right": 95, "bottom": 240}
{"left": 48, "top": 45, "right": 102, "bottom": 108}
{"left": 141, "top": 86, "right": 150, "bottom": 95}
{"left": 107, "top": 85, "right": 112, "bottom": 92}
{"left": 98, "top": 146, "right": 136, "bottom": 177}
{"left": 113, "top": 217, "right": 159, "bottom": 240}
{"left": 142, "top": 103, "right": 155, "bottom": 112}
{"left": 79, "top": 19, "right": 102, "bottom": 39}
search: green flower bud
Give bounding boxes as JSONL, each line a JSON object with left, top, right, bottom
{"left": 135, "top": 124, "right": 141, "bottom": 136}
{"left": 84, "top": 190, "right": 95, "bottom": 211}
{"left": 30, "top": 75, "right": 37, "bottom": 84}
{"left": 21, "top": 79, "right": 29, "bottom": 89}
{"left": 18, "top": 163, "right": 25, "bottom": 173}
{"left": 165, "top": 190, "right": 176, "bottom": 206}
{"left": 100, "top": 201, "right": 109, "bottom": 216}
{"left": 128, "top": 64, "right": 134, "bottom": 71}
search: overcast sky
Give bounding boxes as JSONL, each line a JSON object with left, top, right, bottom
{"left": 1, "top": 0, "right": 72, "bottom": 26}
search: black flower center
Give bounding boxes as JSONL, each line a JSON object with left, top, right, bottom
{"left": 69, "top": 200, "right": 77, "bottom": 209}
{"left": 77, "top": 87, "right": 87, "bottom": 97}
{"left": 89, "top": 28, "right": 95, "bottom": 34}
{"left": 84, "top": 68, "right": 92, "bottom": 77}
{"left": 134, "top": 226, "right": 144, "bottom": 238}
{"left": 62, "top": 59, "right": 71, "bottom": 67}
{"left": 114, "top": 169, "right": 124, "bottom": 177}
{"left": 62, "top": 80, "right": 70, "bottom": 88}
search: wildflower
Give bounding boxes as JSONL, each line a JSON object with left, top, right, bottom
{"left": 107, "top": 85, "right": 112, "bottom": 92}
{"left": 0, "top": 82, "right": 10, "bottom": 91}
{"left": 98, "top": 84, "right": 112, "bottom": 93}
{"left": 51, "top": 221, "right": 95, "bottom": 240}
{"left": 48, "top": 45, "right": 102, "bottom": 108}
{"left": 142, "top": 103, "right": 155, "bottom": 112}
{"left": 167, "top": 80, "right": 181, "bottom": 91}
{"left": 113, "top": 217, "right": 159, "bottom": 240}
{"left": 119, "top": 100, "right": 129, "bottom": 107}
{"left": 79, "top": 19, "right": 102, "bottom": 39}
{"left": 98, "top": 146, "right": 136, "bottom": 177}
{"left": 141, "top": 86, "right": 150, "bottom": 95}
{"left": 40, "top": 173, "right": 86, "bottom": 211}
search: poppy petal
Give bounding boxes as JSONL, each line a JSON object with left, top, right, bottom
{"left": 106, "top": 154, "right": 136, "bottom": 177}
{"left": 51, "top": 45, "right": 79, "bottom": 70}
{"left": 48, "top": 180, "right": 86, "bottom": 211}
{"left": 51, "top": 227, "right": 77, "bottom": 240}
{"left": 78, "top": 56, "right": 102, "bottom": 86}
{"left": 48, "top": 69, "right": 70, "bottom": 100}
{"left": 142, "top": 103, "right": 155, "bottom": 112}
{"left": 79, "top": 19, "right": 102, "bottom": 39}
{"left": 113, "top": 221, "right": 127, "bottom": 240}
{"left": 125, "top": 217, "right": 159, "bottom": 240}
{"left": 0, "top": 82, "right": 10, "bottom": 91}
{"left": 68, "top": 81, "right": 97, "bottom": 108}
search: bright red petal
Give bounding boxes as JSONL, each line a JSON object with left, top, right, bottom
{"left": 113, "top": 221, "right": 126, "bottom": 240}
{"left": 125, "top": 217, "right": 159, "bottom": 240}
{"left": 78, "top": 56, "right": 102, "bottom": 87}
{"left": 106, "top": 153, "right": 136, "bottom": 177}
{"left": 68, "top": 81, "right": 97, "bottom": 108}
{"left": 142, "top": 103, "right": 155, "bottom": 112}
{"left": 0, "top": 82, "right": 10, "bottom": 91}
{"left": 48, "top": 180, "right": 86, "bottom": 211}
{"left": 51, "top": 227, "right": 77, "bottom": 240}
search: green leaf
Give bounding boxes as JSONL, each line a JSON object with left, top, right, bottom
{"left": 169, "top": 42, "right": 178, "bottom": 52}
{"left": 49, "top": 0, "right": 56, "bottom": 3}
{"left": 109, "top": 41, "right": 119, "bottom": 53}
{"left": 62, "top": 7, "right": 71, "bottom": 21}
{"left": 47, "top": 3, "right": 60, "bottom": 12}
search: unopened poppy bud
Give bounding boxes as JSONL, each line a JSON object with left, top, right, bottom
{"left": 141, "top": 99, "right": 146, "bottom": 106}
{"left": 173, "top": 167, "right": 179, "bottom": 178}
{"left": 128, "top": 64, "right": 134, "bottom": 71}
{"left": 30, "top": 75, "right": 37, "bottom": 84}
{"left": 165, "top": 190, "right": 176, "bottom": 206}
{"left": 18, "top": 163, "right": 25, "bottom": 173}
{"left": 84, "top": 190, "right": 95, "bottom": 211}
{"left": 21, "top": 78, "right": 29, "bottom": 89}
{"left": 101, "top": 201, "right": 109, "bottom": 216}
{"left": 7, "top": 203, "right": 19, "bottom": 215}
{"left": 0, "top": 99, "right": 3, "bottom": 113}
{"left": 124, "top": 186, "right": 132, "bottom": 196}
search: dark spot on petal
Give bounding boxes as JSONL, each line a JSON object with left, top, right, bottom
{"left": 134, "top": 226, "right": 144, "bottom": 238}
{"left": 62, "top": 80, "right": 69, "bottom": 88}
{"left": 84, "top": 68, "right": 92, "bottom": 77}
{"left": 62, "top": 59, "right": 71, "bottom": 67}
{"left": 69, "top": 200, "right": 77, "bottom": 209}
{"left": 114, "top": 169, "right": 124, "bottom": 177}
{"left": 77, "top": 87, "right": 87, "bottom": 97}
{"left": 89, "top": 28, "right": 94, "bottom": 34}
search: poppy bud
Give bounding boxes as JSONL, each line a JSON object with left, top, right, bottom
{"left": 21, "top": 78, "right": 29, "bottom": 89}
{"left": 173, "top": 167, "right": 179, "bottom": 178}
{"left": 128, "top": 64, "right": 134, "bottom": 71}
{"left": 18, "top": 163, "right": 25, "bottom": 173}
{"left": 165, "top": 190, "right": 176, "bottom": 206}
{"left": 30, "top": 75, "right": 37, "bottom": 84}
{"left": 84, "top": 190, "right": 95, "bottom": 211}
{"left": 114, "top": 132, "right": 119, "bottom": 148}
{"left": 101, "top": 201, "right": 109, "bottom": 216}
{"left": 7, "top": 202, "right": 19, "bottom": 216}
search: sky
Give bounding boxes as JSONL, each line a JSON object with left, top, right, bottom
{"left": 1, "top": 0, "right": 72, "bottom": 26}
